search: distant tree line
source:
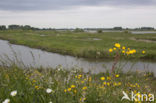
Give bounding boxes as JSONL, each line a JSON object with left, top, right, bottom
{"left": 0, "top": 25, "right": 155, "bottom": 31}
{"left": 0, "top": 25, "right": 40, "bottom": 30}
{"left": 8, "top": 25, "right": 40, "bottom": 30}
{"left": 113, "top": 27, "right": 155, "bottom": 30}
{"left": 0, "top": 25, "right": 7, "bottom": 30}
{"left": 138, "top": 27, "right": 154, "bottom": 30}
{"left": 113, "top": 27, "right": 154, "bottom": 30}
{"left": 113, "top": 27, "right": 123, "bottom": 30}
{"left": 74, "top": 28, "right": 84, "bottom": 32}
{"left": 85, "top": 27, "right": 155, "bottom": 31}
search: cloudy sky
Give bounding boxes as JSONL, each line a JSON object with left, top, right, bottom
{"left": 0, "top": 0, "right": 156, "bottom": 28}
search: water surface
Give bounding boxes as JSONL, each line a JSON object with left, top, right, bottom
{"left": 0, "top": 40, "right": 156, "bottom": 76}
{"left": 131, "top": 31, "right": 156, "bottom": 34}
{"left": 85, "top": 30, "right": 156, "bottom": 34}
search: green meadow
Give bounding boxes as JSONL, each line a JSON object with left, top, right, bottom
{"left": 0, "top": 30, "right": 156, "bottom": 60}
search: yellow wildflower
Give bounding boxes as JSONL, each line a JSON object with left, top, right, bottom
{"left": 100, "top": 77, "right": 105, "bottom": 81}
{"left": 78, "top": 75, "right": 82, "bottom": 79}
{"left": 115, "top": 43, "right": 121, "bottom": 48}
{"left": 115, "top": 74, "right": 120, "bottom": 78}
{"left": 64, "top": 89, "right": 67, "bottom": 92}
{"left": 103, "top": 82, "right": 107, "bottom": 85}
{"left": 136, "top": 93, "right": 141, "bottom": 98}
{"left": 107, "top": 82, "right": 110, "bottom": 86}
{"left": 135, "top": 83, "right": 140, "bottom": 88}
{"left": 82, "top": 86, "right": 87, "bottom": 90}
{"left": 71, "top": 85, "right": 76, "bottom": 88}
{"left": 142, "top": 50, "right": 146, "bottom": 54}
{"left": 113, "top": 47, "right": 117, "bottom": 50}
{"left": 129, "top": 50, "right": 134, "bottom": 54}
{"left": 35, "top": 86, "right": 39, "bottom": 90}
{"left": 122, "top": 50, "right": 125, "bottom": 54}
{"left": 132, "top": 49, "right": 136, "bottom": 53}
{"left": 114, "top": 82, "right": 121, "bottom": 86}
{"left": 68, "top": 88, "right": 71, "bottom": 92}
{"left": 113, "top": 82, "right": 118, "bottom": 86}
{"left": 126, "top": 51, "right": 130, "bottom": 55}
{"left": 109, "top": 48, "right": 113, "bottom": 53}
{"left": 122, "top": 46, "right": 126, "bottom": 50}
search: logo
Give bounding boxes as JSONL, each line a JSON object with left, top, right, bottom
{"left": 121, "top": 91, "right": 130, "bottom": 101}
{"left": 121, "top": 91, "right": 154, "bottom": 102}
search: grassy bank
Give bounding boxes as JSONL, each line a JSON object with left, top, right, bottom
{"left": 0, "top": 65, "right": 156, "bottom": 103}
{"left": 0, "top": 30, "right": 156, "bottom": 59}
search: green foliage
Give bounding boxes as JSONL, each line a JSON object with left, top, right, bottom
{"left": 97, "top": 29, "right": 103, "bottom": 33}
{"left": 74, "top": 28, "right": 84, "bottom": 32}
{"left": 113, "top": 27, "right": 122, "bottom": 30}
{"left": 0, "top": 65, "right": 155, "bottom": 103}
{"left": 8, "top": 25, "right": 39, "bottom": 30}
{"left": 0, "top": 25, "right": 6, "bottom": 30}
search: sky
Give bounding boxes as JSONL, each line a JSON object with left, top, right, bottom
{"left": 0, "top": 0, "right": 156, "bottom": 28}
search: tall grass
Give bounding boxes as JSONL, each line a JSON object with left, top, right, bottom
{"left": 0, "top": 49, "right": 156, "bottom": 103}
{"left": 0, "top": 65, "right": 156, "bottom": 103}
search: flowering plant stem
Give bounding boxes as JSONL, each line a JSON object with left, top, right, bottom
{"left": 111, "top": 51, "right": 120, "bottom": 73}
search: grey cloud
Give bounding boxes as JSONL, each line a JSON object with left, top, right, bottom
{"left": 0, "top": 0, "right": 156, "bottom": 11}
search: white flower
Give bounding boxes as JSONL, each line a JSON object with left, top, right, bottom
{"left": 10, "top": 90, "right": 17, "bottom": 96}
{"left": 46, "top": 88, "right": 52, "bottom": 93}
{"left": 2, "top": 99, "right": 10, "bottom": 103}
{"left": 49, "top": 101, "right": 53, "bottom": 103}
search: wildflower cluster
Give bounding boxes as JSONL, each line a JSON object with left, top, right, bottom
{"left": 0, "top": 66, "right": 155, "bottom": 103}
{"left": 109, "top": 43, "right": 146, "bottom": 56}
{"left": 99, "top": 74, "right": 121, "bottom": 88}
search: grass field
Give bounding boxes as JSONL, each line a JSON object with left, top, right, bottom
{"left": 0, "top": 30, "right": 156, "bottom": 60}
{"left": 0, "top": 65, "right": 156, "bottom": 103}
